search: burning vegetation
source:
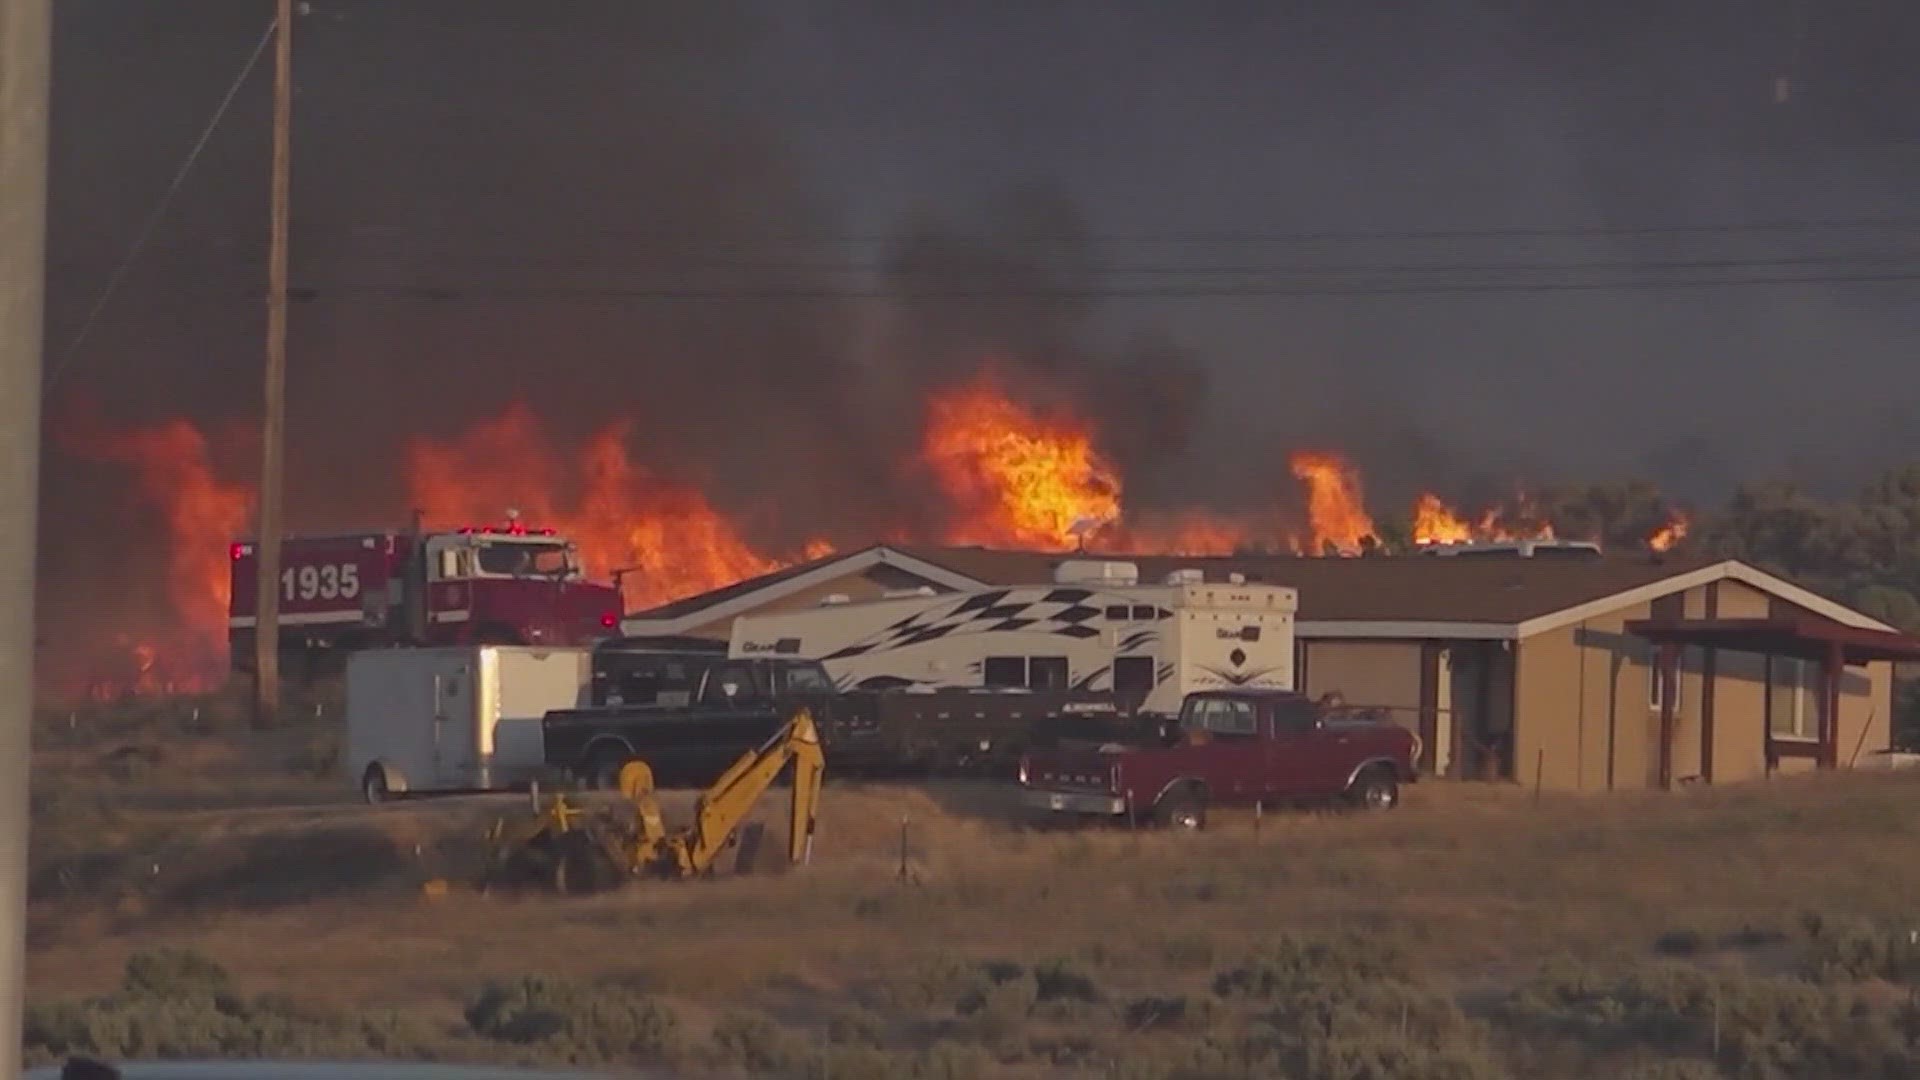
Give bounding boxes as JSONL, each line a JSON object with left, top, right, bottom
{"left": 53, "top": 368, "right": 1688, "bottom": 697}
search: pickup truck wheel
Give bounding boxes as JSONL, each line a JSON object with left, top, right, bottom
{"left": 1348, "top": 770, "right": 1400, "bottom": 811}
{"left": 1152, "top": 790, "right": 1208, "bottom": 831}
{"left": 584, "top": 744, "right": 634, "bottom": 791}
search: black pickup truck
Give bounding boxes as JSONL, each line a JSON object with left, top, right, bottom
{"left": 541, "top": 636, "right": 1150, "bottom": 787}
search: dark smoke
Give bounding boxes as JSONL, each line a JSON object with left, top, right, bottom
{"left": 38, "top": 1, "right": 1920, "bottom": 621}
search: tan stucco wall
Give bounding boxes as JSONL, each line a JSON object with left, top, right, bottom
{"left": 1300, "top": 641, "right": 1424, "bottom": 738}
{"left": 1836, "top": 662, "right": 1893, "bottom": 766}
{"left": 1514, "top": 580, "right": 1892, "bottom": 792}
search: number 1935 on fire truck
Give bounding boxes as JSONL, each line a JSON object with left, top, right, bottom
{"left": 228, "top": 514, "right": 624, "bottom": 684}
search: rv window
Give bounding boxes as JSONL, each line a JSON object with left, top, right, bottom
{"left": 1028, "top": 656, "right": 1068, "bottom": 690}
{"left": 1130, "top": 605, "right": 1157, "bottom": 620}
{"left": 1113, "top": 655, "right": 1155, "bottom": 692}
{"left": 983, "top": 656, "right": 1025, "bottom": 688}
{"left": 1104, "top": 605, "right": 1130, "bottom": 621}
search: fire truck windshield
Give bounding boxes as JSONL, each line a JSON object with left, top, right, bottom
{"left": 473, "top": 540, "right": 575, "bottom": 579}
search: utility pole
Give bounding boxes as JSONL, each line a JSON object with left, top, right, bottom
{"left": 253, "top": 0, "right": 293, "bottom": 727}
{"left": 0, "top": 0, "right": 51, "bottom": 1073}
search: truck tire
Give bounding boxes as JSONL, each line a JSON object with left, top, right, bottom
{"left": 1152, "top": 786, "right": 1208, "bottom": 831}
{"left": 584, "top": 741, "right": 635, "bottom": 791}
{"left": 1346, "top": 766, "right": 1400, "bottom": 811}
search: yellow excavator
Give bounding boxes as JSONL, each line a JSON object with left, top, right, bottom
{"left": 480, "top": 708, "right": 825, "bottom": 895}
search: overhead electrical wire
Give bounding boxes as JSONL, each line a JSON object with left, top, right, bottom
{"left": 47, "top": 14, "right": 278, "bottom": 389}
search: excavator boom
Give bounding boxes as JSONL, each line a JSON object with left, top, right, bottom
{"left": 677, "top": 708, "right": 824, "bottom": 875}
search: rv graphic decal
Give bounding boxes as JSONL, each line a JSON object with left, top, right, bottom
{"left": 820, "top": 587, "right": 1173, "bottom": 662}
{"left": 1197, "top": 664, "right": 1285, "bottom": 687}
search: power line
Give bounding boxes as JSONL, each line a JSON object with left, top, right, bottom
{"left": 46, "top": 15, "right": 275, "bottom": 390}
{"left": 135, "top": 266, "right": 1920, "bottom": 302}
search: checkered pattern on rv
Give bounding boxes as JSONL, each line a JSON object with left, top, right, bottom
{"left": 820, "top": 587, "right": 1171, "bottom": 660}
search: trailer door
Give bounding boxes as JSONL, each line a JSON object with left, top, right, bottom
{"left": 431, "top": 659, "right": 479, "bottom": 786}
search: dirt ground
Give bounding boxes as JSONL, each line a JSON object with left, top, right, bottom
{"left": 27, "top": 703, "right": 1920, "bottom": 1078}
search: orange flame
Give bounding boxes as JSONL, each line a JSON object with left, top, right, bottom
{"left": 1649, "top": 511, "right": 1689, "bottom": 553}
{"left": 1411, "top": 493, "right": 1474, "bottom": 546}
{"left": 922, "top": 373, "right": 1123, "bottom": 550}
{"left": 405, "top": 404, "right": 787, "bottom": 609}
{"left": 1288, "top": 451, "right": 1377, "bottom": 555}
{"left": 73, "top": 418, "right": 254, "bottom": 682}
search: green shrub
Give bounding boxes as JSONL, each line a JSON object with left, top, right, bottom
{"left": 709, "top": 1010, "right": 796, "bottom": 1073}
{"left": 122, "top": 947, "right": 233, "bottom": 999}
{"left": 464, "top": 975, "right": 677, "bottom": 1058}
{"left": 1499, "top": 961, "right": 1920, "bottom": 1079}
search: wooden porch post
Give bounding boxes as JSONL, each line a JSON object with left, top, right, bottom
{"left": 1822, "top": 640, "right": 1843, "bottom": 770}
{"left": 1658, "top": 641, "right": 1679, "bottom": 790}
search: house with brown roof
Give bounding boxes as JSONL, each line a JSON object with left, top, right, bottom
{"left": 620, "top": 544, "right": 1920, "bottom": 793}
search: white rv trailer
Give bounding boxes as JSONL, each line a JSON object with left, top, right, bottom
{"left": 726, "top": 560, "right": 1298, "bottom": 716}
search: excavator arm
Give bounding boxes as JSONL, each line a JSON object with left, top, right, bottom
{"left": 617, "top": 707, "right": 825, "bottom": 878}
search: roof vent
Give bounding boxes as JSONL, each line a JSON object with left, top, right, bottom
{"left": 882, "top": 586, "right": 937, "bottom": 599}
{"left": 1164, "top": 568, "right": 1204, "bottom": 585}
{"left": 1423, "top": 539, "right": 1602, "bottom": 559}
{"left": 1055, "top": 559, "right": 1139, "bottom": 586}
{"left": 819, "top": 593, "right": 852, "bottom": 606}
{"left": 1227, "top": 572, "right": 1246, "bottom": 585}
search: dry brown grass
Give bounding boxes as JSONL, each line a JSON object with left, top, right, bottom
{"left": 27, "top": 715, "right": 1920, "bottom": 1076}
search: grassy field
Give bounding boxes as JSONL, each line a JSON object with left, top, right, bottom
{"left": 25, "top": 694, "right": 1920, "bottom": 1078}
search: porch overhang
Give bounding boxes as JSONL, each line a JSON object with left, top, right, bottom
{"left": 1624, "top": 615, "right": 1920, "bottom": 665}
{"left": 1624, "top": 615, "right": 1920, "bottom": 782}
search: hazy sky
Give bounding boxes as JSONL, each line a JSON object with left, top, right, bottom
{"left": 41, "top": 0, "right": 1920, "bottom": 537}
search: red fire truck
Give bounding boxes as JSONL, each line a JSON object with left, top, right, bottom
{"left": 228, "top": 515, "right": 623, "bottom": 683}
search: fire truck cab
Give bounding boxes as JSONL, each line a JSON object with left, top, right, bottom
{"left": 229, "top": 514, "right": 623, "bottom": 685}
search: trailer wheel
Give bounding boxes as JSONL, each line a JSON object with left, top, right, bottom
{"left": 361, "top": 764, "right": 393, "bottom": 806}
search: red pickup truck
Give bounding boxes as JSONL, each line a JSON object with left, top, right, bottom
{"left": 1017, "top": 688, "right": 1420, "bottom": 828}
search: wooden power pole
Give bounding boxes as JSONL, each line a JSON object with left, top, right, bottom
{"left": 0, "top": 1, "right": 51, "bottom": 1072}
{"left": 253, "top": 0, "right": 293, "bottom": 727}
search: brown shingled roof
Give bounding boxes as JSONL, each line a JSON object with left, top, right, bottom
{"left": 626, "top": 542, "right": 1733, "bottom": 627}
{"left": 893, "top": 545, "right": 1724, "bottom": 625}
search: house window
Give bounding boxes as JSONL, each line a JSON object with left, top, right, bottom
{"left": 1113, "top": 655, "right": 1156, "bottom": 692}
{"left": 1768, "top": 656, "right": 1823, "bottom": 741}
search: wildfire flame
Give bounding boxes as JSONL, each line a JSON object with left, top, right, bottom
{"left": 405, "top": 404, "right": 786, "bottom": 609}
{"left": 1289, "top": 451, "right": 1377, "bottom": 555}
{"left": 921, "top": 373, "right": 1123, "bottom": 550}
{"left": 69, "top": 418, "right": 253, "bottom": 688}
{"left": 1649, "top": 511, "right": 1689, "bottom": 553}
{"left": 1411, "top": 493, "right": 1475, "bottom": 546}
{"left": 63, "top": 368, "right": 1705, "bottom": 701}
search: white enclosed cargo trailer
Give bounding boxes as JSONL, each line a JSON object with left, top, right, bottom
{"left": 727, "top": 562, "right": 1298, "bottom": 716}
{"left": 346, "top": 645, "right": 590, "bottom": 803}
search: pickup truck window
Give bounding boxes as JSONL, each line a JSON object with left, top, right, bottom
{"left": 780, "top": 664, "right": 833, "bottom": 692}
{"left": 1183, "top": 697, "right": 1257, "bottom": 740}
{"left": 1211, "top": 699, "right": 1258, "bottom": 738}
{"left": 1273, "top": 697, "right": 1321, "bottom": 734}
